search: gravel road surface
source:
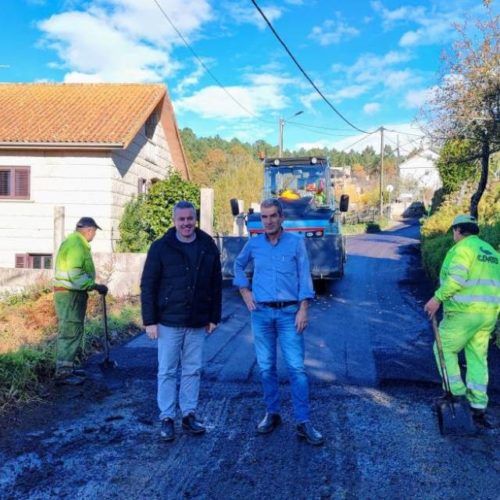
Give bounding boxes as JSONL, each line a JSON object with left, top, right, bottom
{"left": 1, "top": 220, "right": 499, "bottom": 499}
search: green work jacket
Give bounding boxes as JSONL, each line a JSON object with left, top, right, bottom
{"left": 435, "top": 235, "right": 499, "bottom": 315}
{"left": 54, "top": 231, "right": 96, "bottom": 291}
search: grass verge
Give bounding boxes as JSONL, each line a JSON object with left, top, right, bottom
{"left": 0, "top": 288, "right": 142, "bottom": 412}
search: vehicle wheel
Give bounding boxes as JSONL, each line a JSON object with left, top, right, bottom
{"left": 314, "top": 279, "right": 328, "bottom": 295}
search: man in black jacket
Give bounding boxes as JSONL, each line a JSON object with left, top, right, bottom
{"left": 141, "top": 200, "right": 222, "bottom": 441}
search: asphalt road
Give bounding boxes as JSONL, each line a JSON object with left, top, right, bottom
{"left": 1, "top": 219, "right": 499, "bottom": 499}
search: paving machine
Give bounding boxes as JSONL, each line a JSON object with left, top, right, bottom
{"left": 217, "top": 156, "right": 349, "bottom": 282}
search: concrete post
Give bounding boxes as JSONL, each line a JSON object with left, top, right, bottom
{"left": 200, "top": 188, "right": 214, "bottom": 236}
{"left": 233, "top": 199, "right": 247, "bottom": 236}
{"left": 53, "top": 206, "right": 65, "bottom": 268}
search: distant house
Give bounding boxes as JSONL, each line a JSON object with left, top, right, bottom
{"left": 399, "top": 148, "right": 441, "bottom": 193}
{"left": 0, "top": 83, "right": 189, "bottom": 269}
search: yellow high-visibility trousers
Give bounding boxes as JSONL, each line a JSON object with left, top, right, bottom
{"left": 434, "top": 311, "right": 497, "bottom": 409}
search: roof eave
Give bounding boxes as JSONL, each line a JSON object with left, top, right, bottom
{"left": 0, "top": 142, "right": 124, "bottom": 150}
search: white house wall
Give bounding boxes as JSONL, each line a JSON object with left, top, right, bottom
{"left": 110, "top": 121, "right": 172, "bottom": 248}
{"left": 399, "top": 151, "right": 441, "bottom": 191}
{"left": 0, "top": 121, "right": 175, "bottom": 268}
{"left": 0, "top": 150, "right": 114, "bottom": 268}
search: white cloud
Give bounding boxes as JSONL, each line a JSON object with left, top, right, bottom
{"left": 174, "top": 61, "right": 207, "bottom": 95}
{"left": 332, "top": 50, "right": 415, "bottom": 96}
{"left": 403, "top": 87, "right": 436, "bottom": 109}
{"left": 399, "top": 16, "right": 456, "bottom": 47}
{"left": 371, "top": 1, "right": 426, "bottom": 28}
{"left": 332, "top": 85, "right": 368, "bottom": 101}
{"left": 384, "top": 70, "right": 415, "bottom": 90}
{"left": 174, "top": 74, "right": 290, "bottom": 119}
{"left": 299, "top": 92, "right": 322, "bottom": 111}
{"left": 371, "top": 0, "right": 463, "bottom": 47}
{"left": 296, "top": 122, "right": 426, "bottom": 152}
{"left": 224, "top": 2, "right": 283, "bottom": 30}
{"left": 309, "top": 14, "right": 359, "bottom": 46}
{"left": 363, "top": 102, "right": 380, "bottom": 115}
{"left": 38, "top": 0, "right": 213, "bottom": 82}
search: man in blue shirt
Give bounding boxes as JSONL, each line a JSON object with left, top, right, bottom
{"left": 234, "top": 198, "right": 323, "bottom": 446}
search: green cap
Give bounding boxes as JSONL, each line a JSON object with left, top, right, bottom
{"left": 451, "top": 214, "right": 478, "bottom": 227}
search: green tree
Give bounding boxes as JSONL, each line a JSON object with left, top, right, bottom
{"left": 117, "top": 174, "right": 200, "bottom": 251}
{"left": 436, "top": 139, "right": 478, "bottom": 193}
{"left": 143, "top": 173, "right": 200, "bottom": 240}
{"left": 116, "top": 195, "right": 151, "bottom": 253}
{"left": 423, "top": 1, "right": 499, "bottom": 218}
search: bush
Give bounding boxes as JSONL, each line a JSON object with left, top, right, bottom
{"left": 420, "top": 182, "right": 500, "bottom": 282}
{"left": 0, "top": 291, "right": 142, "bottom": 411}
{"left": 116, "top": 195, "right": 151, "bottom": 253}
{"left": 118, "top": 174, "right": 200, "bottom": 252}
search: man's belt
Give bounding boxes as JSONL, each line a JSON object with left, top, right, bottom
{"left": 259, "top": 301, "right": 298, "bottom": 308}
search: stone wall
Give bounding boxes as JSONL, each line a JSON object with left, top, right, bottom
{"left": 0, "top": 252, "right": 147, "bottom": 298}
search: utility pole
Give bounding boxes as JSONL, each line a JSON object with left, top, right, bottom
{"left": 278, "top": 110, "right": 303, "bottom": 158}
{"left": 379, "top": 126, "right": 385, "bottom": 217}
{"left": 278, "top": 117, "right": 284, "bottom": 158}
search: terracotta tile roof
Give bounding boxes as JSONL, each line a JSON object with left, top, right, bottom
{"left": 0, "top": 83, "right": 166, "bottom": 147}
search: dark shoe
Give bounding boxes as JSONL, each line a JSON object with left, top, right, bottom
{"left": 160, "top": 418, "right": 175, "bottom": 441}
{"left": 296, "top": 422, "right": 324, "bottom": 446}
{"left": 182, "top": 413, "right": 206, "bottom": 435}
{"left": 257, "top": 413, "right": 282, "bottom": 434}
{"left": 72, "top": 368, "right": 87, "bottom": 377}
{"left": 471, "top": 409, "right": 494, "bottom": 430}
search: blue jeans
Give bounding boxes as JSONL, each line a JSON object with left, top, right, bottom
{"left": 157, "top": 325, "right": 205, "bottom": 420}
{"left": 251, "top": 304, "right": 310, "bottom": 423}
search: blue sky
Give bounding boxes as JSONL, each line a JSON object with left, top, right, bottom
{"left": 0, "top": 0, "right": 487, "bottom": 154}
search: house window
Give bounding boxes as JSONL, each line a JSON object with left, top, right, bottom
{"left": 138, "top": 177, "right": 148, "bottom": 194}
{"left": 145, "top": 111, "right": 158, "bottom": 140}
{"left": 15, "top": 254, "right": 52, "bottom": 269}
{"left": 0, "top": 167, "right": 30, "bottom": 199}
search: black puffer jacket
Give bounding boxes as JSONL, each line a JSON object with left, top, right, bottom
{"left": 140, "top": 228, "right": 222, "bottom": 328}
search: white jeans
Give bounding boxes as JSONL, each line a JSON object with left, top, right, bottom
{"left": 157, "top": 324, "right": 205, "bottom": 420}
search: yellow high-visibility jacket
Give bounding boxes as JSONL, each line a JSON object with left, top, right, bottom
{"left": 435, "top": 235, "right": 500, "bottom": 315}
{"left": 54, "top": 231, "right": 96, "bottom": 291}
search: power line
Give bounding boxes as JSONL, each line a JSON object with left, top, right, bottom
{"left": 287, "top": 120, "right": 360, "bottom": 133}
{"left": 152, "top": 0, "right": 274, "bottom": 124}
{"left": 250, "top": 0, "right": 375, "bottom": 135}
{"left": 340, "top": 129, "right": 380, "bottom": 152}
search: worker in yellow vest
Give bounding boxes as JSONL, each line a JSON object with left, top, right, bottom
{"left": 53, "top": 217, "right": 108, "bottom": 385}
{"left": 424, "top": 214, "right": 499, "bottom": 428}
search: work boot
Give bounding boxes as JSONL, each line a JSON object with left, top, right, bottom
{"left": 257, "top": 413, "right": 282, "bottom": 434}
{"left": 182, "top": 413, "right": 206, "bottom": 435}
{"left": 160, "top": 418, "right": 175, "bottom": 441}
{"left": 54, "top": 372, "right": 85, "bottom": 386}
{"left": 471, "top": 409, "right": 494, "bottom": 430}
{"left": 296, "top": 422, "right": 324, "bottom": 446}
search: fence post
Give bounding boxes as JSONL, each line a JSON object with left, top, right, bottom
{"left": 200, "top": 188, "right": 214, "bottom": 236}
{"left": 53, "top": 206, "right": 65, "bottom": 268}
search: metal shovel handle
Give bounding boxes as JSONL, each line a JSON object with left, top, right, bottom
{"left": 432, "top": 316, "right": 452, "bottom": 395}
{"left": 102, "top": 294, "right": 110, "bottom": 360}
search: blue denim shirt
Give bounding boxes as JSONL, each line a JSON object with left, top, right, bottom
{"left": 233, "top": 230, "right": 314, "bottom": 302}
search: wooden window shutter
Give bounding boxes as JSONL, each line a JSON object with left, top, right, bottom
{"left": 14, "top": 168, "right": 30, "bottom": 198}
{"left": 0, "top": 170, "right": 10, "bottom": 196}
{"left": 15, "top": 254, "right": 28, "bottom": 268}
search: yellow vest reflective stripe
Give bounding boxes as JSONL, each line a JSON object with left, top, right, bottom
{"left": 435, "top": 235, "right": 500, "bottom": 314}
{"left": 54, "top": 231, "right": 96, "bottom": 291}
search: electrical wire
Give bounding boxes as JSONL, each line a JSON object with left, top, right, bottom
{"left": 250, "top": 0, "right": 376, "bottom": 135}
{"left": 152, "top": 0, "right": 276, "bottom": 124}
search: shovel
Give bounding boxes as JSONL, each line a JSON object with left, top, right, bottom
{"left": 99, "top": 294, "right": 118, "bottom": 372}
{"left": 432, "top": 317, "right": 476, "bottom": 436}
